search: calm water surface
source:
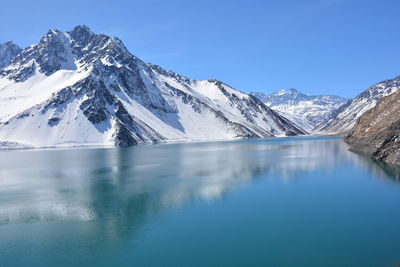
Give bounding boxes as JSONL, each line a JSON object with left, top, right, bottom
{"left": 1, "top": 137, "right": 400, "bottom": 266}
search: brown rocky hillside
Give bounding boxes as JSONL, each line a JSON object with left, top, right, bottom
{"left": 345, "top": 90, "right": 400, "bottom": 165}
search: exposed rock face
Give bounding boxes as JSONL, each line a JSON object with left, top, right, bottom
{"left": 0, "top": 26, "right": 305, "bottom": 148}
{"left": 251, "top": 89, "right": 347, "bottom": 131}
{"left": 316, "top": 76, "right": 400, "bottom": 134}
{"left": 345, "top": 90, "right": 400, "bottom": 165}
{"left": 0, "top": 41, "right": 22, "bottom": 69}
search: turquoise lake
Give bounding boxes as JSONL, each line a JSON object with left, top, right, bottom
{"left": 1, "top": 137, "right": 400, "bottom": 266}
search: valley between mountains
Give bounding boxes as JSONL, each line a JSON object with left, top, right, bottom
{"left": 0, "top": 26, "right": 399, "bottom": 165}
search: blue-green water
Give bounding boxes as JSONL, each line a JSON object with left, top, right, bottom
{"left": 1, "top": 137, "right": 400, "bottom": 266}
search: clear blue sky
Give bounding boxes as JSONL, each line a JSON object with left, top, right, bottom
{"left": 1, "top": 0, "right": 399, "bottom": 98}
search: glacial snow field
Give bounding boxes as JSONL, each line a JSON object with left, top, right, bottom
{"left": 0, "top": 26, "right": 305, "bottom": 148}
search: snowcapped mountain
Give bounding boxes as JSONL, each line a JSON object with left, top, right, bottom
{"left": 0, "top": 41, "right": 22, "bottom": 69}
{"left": 315, "top": 75, "right": 400, "bottom": 134}
{"left": 0, "top": 26, "right": 305, "bottom": 148}
{"left": 251, "top": 89, "right": 347, "bottom": 131}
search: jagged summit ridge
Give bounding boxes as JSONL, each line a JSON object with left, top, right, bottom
{"left": 0, "top": 41, "right": 22, "bottom": 69}
{"left": 315, "top": 75, "right": 400, "bottom": 134}
{"left": 0, "top": 26, "right": 305, "bottom": 148}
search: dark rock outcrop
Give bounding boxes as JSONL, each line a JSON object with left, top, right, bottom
{"left": 345, "top": 90, "right": 400, "bottom": 165}
{"left": 0, "top": 41, "right": 22, "bottom": 69}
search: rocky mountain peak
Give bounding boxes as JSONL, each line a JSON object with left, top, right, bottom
{"left": 0, "top": 26, "right": 306, "bottom": 147}
{"left": 0, "top": 41, "right": 22, "bottom": 69}
{"left": 316, "top": 75, "right": 400, "bottom": 134}
{"left": 0, "top": 27, "right": 78, "bottom": 82}
{"left": 1, "top": 40, "right": 19, "bottom": 48}
{"left": 1, "top": 26, "right": 140, "bottom": 82}
{"left": 71, "top": 25, "right": 93, "bottom": 35}
{"left": 277, "top": 88, "right": 301, "bottom": 95}
{"left": 360, "top": 76, "right": 400, "bottom": 101}
{"left": 68, "top": 25, "right": 96, "bottom": 47}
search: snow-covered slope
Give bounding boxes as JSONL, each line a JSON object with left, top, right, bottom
{"left": 315, "top": 76, "right": 400, "bottom": 134}
{"left": 251, "top": 89, "right": 347, "bottom": 131}
{"left": 0, "top": 26, "right": 305, "bottom": 148}
{"left": 0, "top": 41, "right": 22, "bottom": 69}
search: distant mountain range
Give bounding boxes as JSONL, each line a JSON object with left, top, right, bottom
{"left": 251, "top": 89, "right": 348, "bottom": 131}
{"left": 0, "top": 26, "right": 305, "bottom": 148}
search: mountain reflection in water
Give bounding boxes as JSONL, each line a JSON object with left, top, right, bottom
{"left": 0, "top": 137, "right": 396, "bottom": 227}
{"left": 0, "top": 137, "right": 399, "bottom": 266}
